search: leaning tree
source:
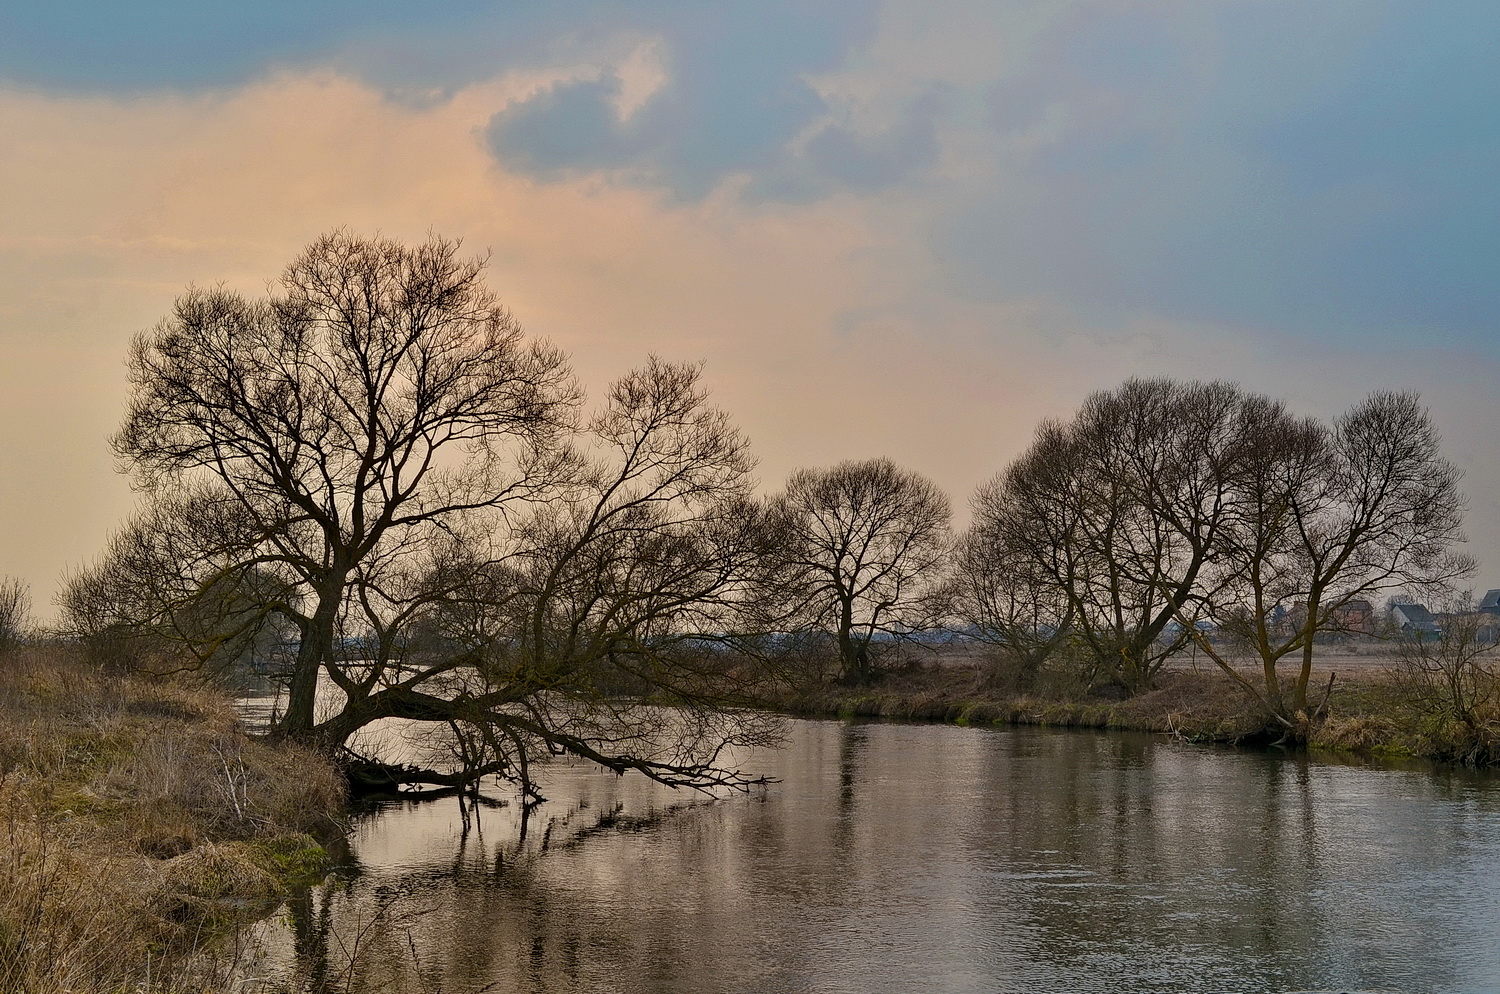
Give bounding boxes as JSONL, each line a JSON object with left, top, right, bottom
{"left": 68, "top": 231, "right": 779, "bottom": 792}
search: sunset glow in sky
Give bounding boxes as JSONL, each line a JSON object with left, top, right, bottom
{"left": 2, "top": 1, "right": 1498, "bottom": 614}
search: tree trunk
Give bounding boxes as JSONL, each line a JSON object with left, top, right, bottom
{"left": 279, "top": 577, "right": 345, "bottom": 738}
{"left": 837, "top": 596, "right": 866, "bottom": 684}
{"left": 281, "top": 632, "right": 322, "bottom": 737}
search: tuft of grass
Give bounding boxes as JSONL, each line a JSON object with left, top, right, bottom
{"left": 249, "top": 833, "right": 332, "bottom": 887}
{"left": 1314, "top": 712, "right": 1404, "bottom": 753}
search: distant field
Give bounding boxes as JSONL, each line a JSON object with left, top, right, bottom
{"left": 1160, "top": 644, "right": 1408, "bottom": 676}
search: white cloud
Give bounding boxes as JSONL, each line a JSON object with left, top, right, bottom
{"left": 611, "top": 37, "right": 669, "bottom": 122}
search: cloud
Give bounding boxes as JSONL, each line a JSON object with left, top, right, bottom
{"left": 485, "top": 74, "right": 642, "bottom": 178}
{"left": 936, "top": 1, "right": 1500, "bottom": 346}
{"left": 484, "top": 3, "right": 889, "bottom": 200}
{"left": 0, "top": 0, "right": 1497, "bottom": 612}
{"left": 0, "top": 0, "right": 499, "bottom": 92}
{"left": 796, "top": 90, "right": 944, "bottom": 191}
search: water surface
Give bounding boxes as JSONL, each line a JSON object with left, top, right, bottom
{"left": 240, "top": 718, "right": 1500, "bottom": 993}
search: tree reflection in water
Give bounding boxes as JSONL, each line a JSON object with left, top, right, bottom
{"left": 240, "top": 721, "right": 1500, "bottom": 994}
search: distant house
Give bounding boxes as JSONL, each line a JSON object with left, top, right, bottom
{"left": 1330, "top": 599, "right": 1374, "bottom": 634}
{"left": 1391, "top": 602, "right": 1441, "bottom": 635}
{"left": 1459, "top": 590, "right": 1500, "bottom": 643}
{"left": 1282, "top": 599, "right": 1375, "bottom": 636}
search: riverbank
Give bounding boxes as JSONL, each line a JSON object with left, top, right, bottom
{"left": 1, "top": 644, "right": 1483, "bottom": 992}
{"left": 762, "top": 657, "right": 1494, "bottom": 764}
{"left": 0, "top": 646, "right": 345, "bottom": 994}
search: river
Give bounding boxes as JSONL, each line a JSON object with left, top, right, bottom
{"left": 232, "top": 715, "right": 1500, "bottom": 993}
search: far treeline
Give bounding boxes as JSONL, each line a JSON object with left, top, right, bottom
{"left": 8, "top": 231, "right": 1484, "bottom": 795}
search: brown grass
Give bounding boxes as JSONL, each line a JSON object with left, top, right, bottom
{"left": 0, "top": 645, "right": 344, "bottom": 994}
{"left": 771, "top": 661, "right": 1272, "bottom": 741}
{"left": 767, "top": 650, "right": 1500, "bottom": 766}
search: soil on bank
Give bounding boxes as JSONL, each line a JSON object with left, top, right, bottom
{"left": 0, "top": 646, "right": 345, "bottom": 994}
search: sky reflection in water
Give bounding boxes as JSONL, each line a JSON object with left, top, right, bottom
{"left": 242, "top": 720, "right": 1500, "bottom": 993}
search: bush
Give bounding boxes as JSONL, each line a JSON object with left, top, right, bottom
{"left": 0, "top": 579, "right": 29, "bottom": 656}
{"left": 1391, "top": 601, "right": 1500, "bottom": 762}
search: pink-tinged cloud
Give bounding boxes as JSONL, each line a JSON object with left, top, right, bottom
{"left": 1, "top": 5, "right": 1497, "bottom": 615}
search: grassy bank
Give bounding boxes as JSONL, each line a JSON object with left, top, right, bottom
{"left": 763, "top": 658, "right": 1500, "bottom": 765}
{"left": 0, "top": 646, "right": 345, "bottom": 994}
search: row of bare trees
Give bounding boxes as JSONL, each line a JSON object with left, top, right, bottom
{"left": 55, "top": 231, "right": 1471, "bottom": 792}
{"left": 958, "top": 379, "right": 1471, "bottom": 732}
{"left": 57, "top": 232, "right": 957, "bottom": 795}
{"left": 767, "top": 380, "right": 1471, "bottom": 740}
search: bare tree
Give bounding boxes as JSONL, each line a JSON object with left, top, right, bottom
{"left": 1187, "top": 391, "right": 1472, "bottom": 730}
{"left": 70, "top": 232, "right": 777, "bottom": 793}
{"left": 771, "top": 458, "right": 951, "bottom": 684}
{"left": 103, "top": 230, "right": 576, "bottom": 736}
{"left": 981, "top": 380, "right": 1260, "bottom": 693}
{"left": 954, "top": 480, "right": 1075, "bottom": 690}
{"left": 0, "top": 577, "right": 29, "bottom": 654}
{"left": 308, "top": 357, "right": 783, "bottom": 792}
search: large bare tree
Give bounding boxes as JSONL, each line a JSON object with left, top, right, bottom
{"left": 71, "top": 232, "right": 778, "bottom": 792}
{"left": 771, "top": 458, "right": 952, "bottom": 684}
{"left": 1186, "top": 391, "right": 1472, "bottom": 729}
{"left": 978, "top": 380, "right": 1259, "bottom": 693}
{"left": 305, "top": 356, "right": 783, "bottom": 791}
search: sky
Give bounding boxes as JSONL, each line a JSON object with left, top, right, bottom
{"left": 1, "top": 0, "right": 1497, "bottom": 618}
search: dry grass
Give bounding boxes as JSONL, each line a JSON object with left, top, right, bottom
{"left": 767, "top": 648, "right": 1500, "bottom": 766}
{"left": 770, "top": 660, "right": 1271, "bottom": 742}
{"left": 0, "top": 645, "right": 344, "bottom": 994}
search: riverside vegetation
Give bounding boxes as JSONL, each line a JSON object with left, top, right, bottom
{"left": 770, "top": 580, "right": 1500, "bottom": 766}
{"left": 0, "top": 643, "right": 343, "bottom": 994}
{"left": 766, "top": 644, "right": 1500, "bottom": 766}
{"left": 2, "top": 640, "right": 1491, "bottom": 991}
